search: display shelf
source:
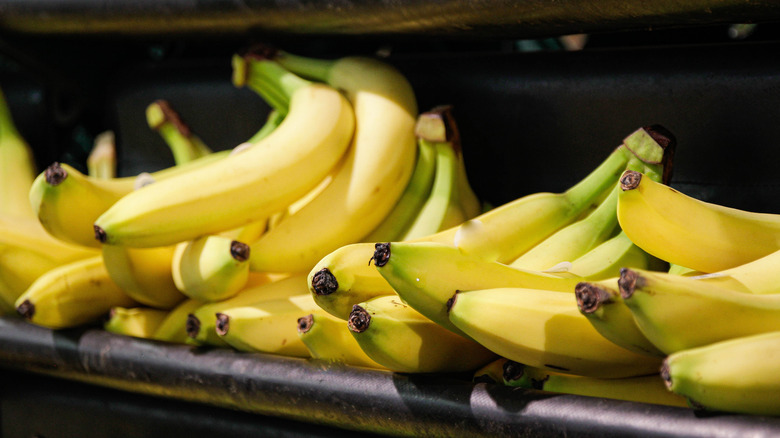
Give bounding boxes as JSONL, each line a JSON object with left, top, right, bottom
{"left": 2, "top": 316, "right": 780, "bottom": 437}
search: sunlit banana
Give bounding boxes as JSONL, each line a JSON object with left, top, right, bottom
{"left": 297, "top": 311, "right": 386, "bottom": 369}
{"left": 94, "top": 55, "right": 354, "bottom": 248}
{"left": 146, "top": 99, "right": 212, "bottom": 164}
{"left": 0, "top": 86, "right": 37, "bottom": 220}
{"left": 186, "top": 272, "right": 301, "bottom": 346}
{"left": 104, "top": 306, "right": 169, "bottom": 339}
{"left": 447, "top": 287, "right": 663, "bottom": 378}
{"left": 86, "top": 131, "right": 117, "bottom": 179}
{"left": 618, "top": 169, "right": 780, "bottom": 272}
{"left": 215, "top": 293, "right": 319, "bottom": 357}
{"left": 574, "top": 280, "right": 664, "bottom": 357}
{"left": 151, "top": 298, "right": 206, "bottom": 343}
{"left": 504, "top": 363, "right": 688, "bottom": 408}
{"left": 171, "top": 235, "right": 251, "bottom": 302}
{"left": 15, "top": 255, "right": 136, "bottom": 329}
{"left": 102, "top": 244, "right": 185, "bottom": 309}
{"left": 372, "top": 241, "right": 582, "bottom": 338}
{"left": 662, "top": 330, "right": 780, "bottom": 415}
{"left": 619, "top": 267, "right": 780, "bottom": 354}
{"left": 565, "top": 231, "right": 664, "bottom": 280}
{"left": 348, "top": 295, "right": 497, "bottom": 373}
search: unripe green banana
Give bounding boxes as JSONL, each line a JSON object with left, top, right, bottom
{"left": 297, "top": 311, "right": 386, "bottom": 369}
{"left": 104, "top": 306, "right": 169, "bottom": 339}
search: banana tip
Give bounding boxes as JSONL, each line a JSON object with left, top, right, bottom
{"left": 185, "top": 313, "right": 201, "bottom": 338}
{"left": 215, "top": 313, "right": 230, "bottom": 336}
{"left": 297, "top": 314, "right": 314, "bottom": 334}
{"left": 370, "top": 243, "right": 391, "bottom": 267}
{"left": 230, "top": 240, "right": 251, "bottom": 262}
{"left": 445, "top": 290, "right": 460, "bottom": 314}
{"left": 660, "top": 359, "right": 672, "bottom": 390}
{"left": 16, "top": 299, "right": 35, "bottom": 320}
{"left": 574, "top": 282, "right": 610, "bottom": 314}
{"left": 311, "top": 268, "right": 338, "bottom": 296}
{"left": 94, "top": 225, "right": 108, "bottom": 243}
{"left": 501, "top": 360, "right": 525, "bottom": 384}
{"left": 347, "top": 305, "right": 370, "bottom": 333}
{"left": 620, "top": 170, "right": 642, "bottom": 191}
{"left": 618, "top": 268, "right": 638, "bottom": 299}
{"left": 44, "top": 162, "right": 68, "bottom": 186}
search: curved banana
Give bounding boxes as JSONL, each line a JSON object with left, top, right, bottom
{"left": 215, "top": 293, "right": 319, "bottom": 357}
{"left": 372, "top": 241, "right": 581, "bottom": 338}
{"left": 447, "top": 287, "right": 663, "bottom": 378}
{"left": 102, "top": 244, "right": 185, "bottom": 309}
{"left": 662, "top": 331, "right": 780, "bottom": 415}
{"left": 171, "top": 236, "right": 251, "bottom": 302}
{"left": 152, "top": 298, "right": 206, "bottom": 343}
{"left": 348, "top": 295, "right": 497, "bottom": 373}
{"left": 308, "top": 243, "right": 396, "bottom": 320}
{"left": 0, "top": 86, "right": 37, "bottom": 220}
{"left": 87, "top": 131, "right": 117, "bottom": 179}
{"left": 505, "top": 364, "right": 688, "bottom": 408}
{"left": 15, "top": 255, "right": 136, "bottom": 329}
{"left": 297, "top": 311, "right": 386, "bottom": 369}
{"left": 574, "top": 280, "right": 664, "bottom": 357}
{"left": 146, "top": 99, "right": 212, "bottom": 164}
{"left": 248, "top": 53, "right": 417, "bottom": 274}
{"left": 94, "top": 56, "right": 354, "bottom": 248}
{"left": 104, "top": 306, "right": 169, "bottom": 339}
{"left": 618, "top": 169, "right": 780, "bottom": 272}
{"left": 619, "top": 267, "right": 780, "bottom": 354}
{"left": 566, "top": 231, "right": 662, "bottom": 280}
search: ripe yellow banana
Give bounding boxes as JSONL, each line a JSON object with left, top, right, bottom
{"left": 348, "top": 295, "right": 497, "bottom": 373}
{"left": 662, "top": 330, "right": 780, "bottom": 415}
{"left": 297, "top": 311, "right": 386, "bottom": 369}
{"left": 619, "top": 267, "right": 780, "bottom": 354}
{"left": 574, "top": 280, "right": 664, "bottom": 357}
{"left": 372, "top": 241, "right": 582, "bottom": 338}
{"left": 0, "top": 86, "right": 37, "bottom": 220}
{"left": 308, "top": 243, "right": 396, "bottom": 320}
{"left": 248, "top": 53, "right": 417, "bottom": 274}
{"left": 94, "top": 57, "right": 354, "bottom": 248}
{"left": 215, "top": 293, "right": 320, "bottom": 357}
{"left": 151, "top": 298, "right": 206, "bottom": 343}
{"left": 86, "top": 131, "right": 117, "bottom": 179}
{"left": 146, "top": 99, "right": 212, "bottom": 164}
{"left": 618, "top": 169, "right": 780, "bottom": 272}
{"left": 505, "top": 363, "right": 688, "bottom": 408}
{"left": 15, "top": 255, "right": 136, "bottom": 329}
{"left": 104, "top": 306, "right": 169, "bottom": 339}
{"left": 102, "top": 244, "right": 185, "bottom": 309}
{"left": 171, "top": 236, "right": 251, "bottom": 302}
{"left": 447, "top": 287, "right": 663, "bottom": 378}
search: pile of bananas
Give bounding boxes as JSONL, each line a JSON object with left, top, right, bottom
{"left": 3, "top": 45, "right": 780, "bottom": 419}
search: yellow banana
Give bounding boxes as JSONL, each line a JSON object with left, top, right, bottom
{"left": 86, "top": 131, "right": 117, "bottom": 179}
{"left": 618, "top": 169, "right": 780, "bottom": 272}
{"left": 152, "top": 298, "right": 206, "bottom": 343}
{"left": 565, "top": 230, "right": 663, "bottom": 280}
{"left": 505, "top": 364, "right": 688, "bottom": 408}
{"left": 619, "top": 267, "right": 780, "bottom": 354}
{"left": 372, "top": 241, "right": 582, "bottom": 338}
{"left": 171, "top": 236, "right": 252, "bottom": 302}
{"left": 447, "top": 287, "right": 663, "bottom": 378}
{"left": 0, "top": 85, "right": 37, "bottom": 220}
{"left": 102, "top": 244, "right": 185, "bottom": 309}
{"left": 215, "top": 293, "right": 319, "bottom": 357}
{"left": 104, "top": 306, "right": 169, "bottom": 339}
{"left": 15, "top": 255, "right": 136, "bottom": 329}
{"left": 348, "top": 295, "right": 497, "bottom": 373}
{"left": 94, "top": 56, "right": 354, "bottom": 248}
{"left": 472, "top": 357, "right": 512, "bottom": 384}
{"left": 662, "top": 330, "right": 780, "bottom": 415}
{"left": 297, "top": 311, "right": 386, "bottom": 369}
{"left": 248, "top": 53, "right": 417, "bottom": 274}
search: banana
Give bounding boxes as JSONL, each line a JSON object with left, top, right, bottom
{"left": 86, "top": 131, "right": 117, "bottom": 179}
{"left": 662, "top": 330, "right": 780, "bottom": 415}
{"left": 0, "top": 85, "right": 37, "bottom": 220}
{"left": 574, "top": 280, "right": 664, "bottom": 357}
{"left": 505, "top": 364, "right": 688, "bottom": 408}
{"left": 618, "top": 169, "right": 780, "bottom": 272}
{"left": 447, "top": 287, "right": 663, "bottom": 378}
{"left": 171, "top": 236, "right": 252, "bottom": 302}
{"left": 185, "top": 272, "right": 302, "bottom": 346}
{"left": 101, "top": 244, "right": 185, "bottom": 309}
{"left": 682, "top": 246, "right": 780, "bottom": 294}
{"left": 94, "top": 55, "right": 354, "bottom": 248}
{"left": 308, "top": 243, "right": 397, "bottom": 320}
{"left": 297, "top": 311, "right": 386, "bottom": 369}
{"left": 104, "top": 306, "right": 169, "bottom": 339}
{"left": 15, "top": 255, "right": 136, "bottom": 329}
{"left": 347, "top": 295, "right": 497, "bottom": 373}
{"left": 619, "top": 267, "right": 780, "bottom": 354}
{"left": 146, "top": 99, "right": 212, "bottom": 164}
{"left": 667, "top": 264, "right": 702, "bottom": 276}
{"left": 247, "top": 52, "right": 417, "bottom": 274}
{"left": 565, "top": 231, "right": 664, "bottom": 280}
{"left": 215, "top": 293, "right": 320, "bottom": 357}
{"left": 472, "top": 357, "right": 512, "bottom": 384}
{"left": 372, "top": 241, "right": 582, "bottom": 338}
{"left": 152, "top": 298, "right": 206, "bottom": 343}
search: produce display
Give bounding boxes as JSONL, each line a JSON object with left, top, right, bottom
{"left": 4, "top": 43, "right": 780, "bottom": 421}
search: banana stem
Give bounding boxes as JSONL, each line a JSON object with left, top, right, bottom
{"left": 147, "top": 100, "right": 212, "bottom": 166}
{"left": 275, "top": 51, "right": 336, "bottom": 83}
{"left": 237, "top": 55, "right": 312, "bottom": 115}
{"left": 563, "top": 146, "right": 632, "bottom": 211}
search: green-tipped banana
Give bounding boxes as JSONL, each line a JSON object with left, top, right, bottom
{"left": 15, "top": 255, "right": 136, "bottom": 329}
{"left": 104, "top": 306, "right": 169, "bottom": 339}
{"left": 102, "top": 244, "right": 185, "bottom": 309}
{"left": 619, "top": 267, "right": 780, "bottom": 354}
{"left": 372, "top": 241, "right": 581, "bottom": 338}
{"left": 87, "top": 131, "right": 117, "bottom": 179}
{"left": 172, "top": 236, "right": 251, "bottom": 302}
{"left": 505, "top": 364, "right": 688, "bottom": 408}
{"left": 447, "top": 287, "right": 662, "bottom": 378}
{"left": 297, "top": 311, "right": 386, "bottom": 369}
{"left": 565, "top": 230, "right": 663, "bottom": 280}
{"left": 663, "top": 331, "right": 780, "bottom": 415}
{"left": 574, "top": 280, "right": 664, "bottom": 357}
{"left": 347, "top": 295, "right": 497, "bottom": 373}
{"left": 0, "top": 86, "right": 37, "bottom": 220}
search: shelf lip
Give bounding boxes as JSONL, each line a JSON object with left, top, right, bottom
{"left": 0, "top": 0, "right": 777, "bottom": 38}
{"left": 2, "top": 316, "right": 780, "bottom": 436}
